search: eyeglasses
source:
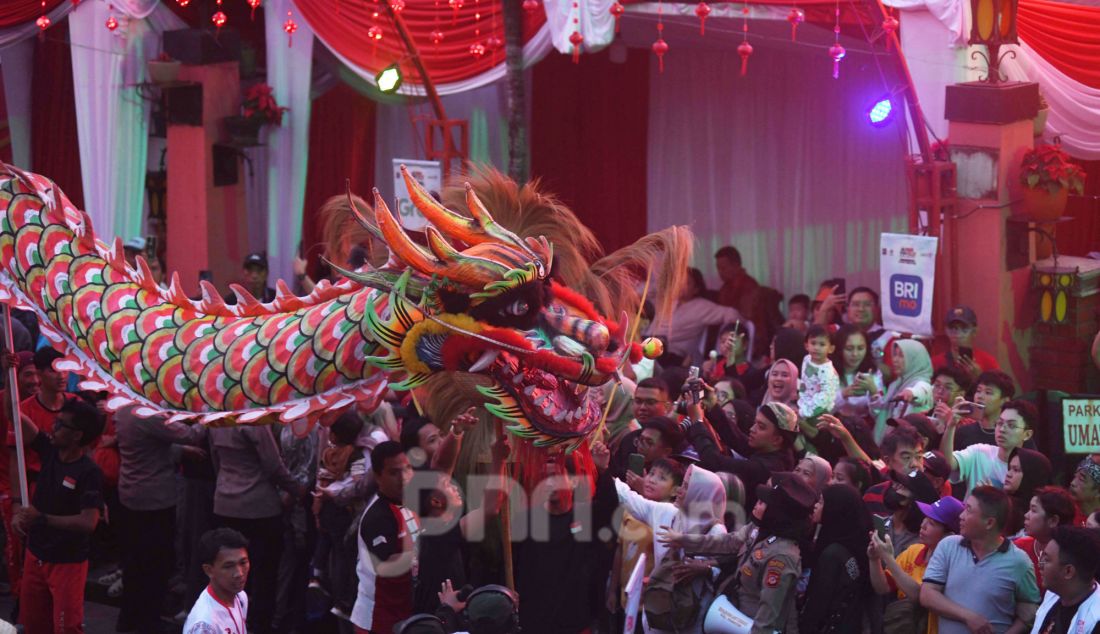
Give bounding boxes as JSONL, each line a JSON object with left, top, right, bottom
{"left": 994, "top": 420, "right": 1025, "bottom": 432}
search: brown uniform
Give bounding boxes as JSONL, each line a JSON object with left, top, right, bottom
{"left": 683, "top": 525, "right": 802, "bottom": 634}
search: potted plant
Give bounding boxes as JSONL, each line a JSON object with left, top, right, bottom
{"left": 147, "top": 52, "right": 181, "bottom": 85}
{"left": 224, "top": 83, "right": 289, "bottom": 146}
{"left": 1019, "top": 141, "right": 1085, "bottom": 221}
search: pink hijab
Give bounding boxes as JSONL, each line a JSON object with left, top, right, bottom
{"left": 762, "top": 358, "right": 800, "bottom": 406}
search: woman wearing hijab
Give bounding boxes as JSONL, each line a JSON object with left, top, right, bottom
{"left": 1003, "top": 447, "right": 1053, "bottom": 536}
{"left": 794, "top": 455, "right": 834, "bottom": 495}
{"left": 744, "top": 327, "right": 805, "bottom": 401}
{"left": 799, "top": 484, "right": 874, "bottom": 634}
{"left": 761, "top": 359, "right": 800, "bottom": 408}
{"left": 614, "top": 465, "right": 727, "bottom": 633}
{"left": 877, "top": 340, "right": 934, "bottom": 438}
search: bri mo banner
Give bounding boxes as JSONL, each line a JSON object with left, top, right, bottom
{"left": 880, "top": 233, "right": 939, "bottom": 336}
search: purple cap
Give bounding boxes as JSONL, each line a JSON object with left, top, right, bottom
{"left": 916, "top": 496, "right": 964, "bottom": 533}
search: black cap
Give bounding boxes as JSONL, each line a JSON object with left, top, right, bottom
{"left": 921, "top": 450, "right": 951, "bottom": 480}
{"left": 243, "top": 252, "right": 268, "bottom": 270}
{"left": 889, "top": 468, "right": 939, "bottom": 504}
{"left": 945, "top": 305, "right": 978, "bottom": 327}
{"left": 755, "top": 471, "right": 818, "bottom": 517}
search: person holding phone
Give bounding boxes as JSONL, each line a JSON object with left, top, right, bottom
{"left": 931, "top": 306, "right": 999, "bottom": 382}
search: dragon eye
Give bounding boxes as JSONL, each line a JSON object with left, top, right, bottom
{"left": 502, "top": 299, "right": 529, "bottom": 317}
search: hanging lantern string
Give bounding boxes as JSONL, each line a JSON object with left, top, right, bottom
{"left": 652, "top": 0, "right": 668, "bottom": 73}
{"left": 738, "top": 0, "right": 752, "bottom": 76}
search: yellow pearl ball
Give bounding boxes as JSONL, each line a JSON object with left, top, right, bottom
{"left": 641, "top": 337, "right": 664, "bottom": 360}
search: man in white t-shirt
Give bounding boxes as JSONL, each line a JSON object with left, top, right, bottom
{"left": 941, "top": 399, "right": 1036, "bottom": 496}
{"left": 183, "top": 528, "right": 250, "bottom": 634}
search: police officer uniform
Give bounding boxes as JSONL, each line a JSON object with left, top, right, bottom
{"left": 686, "top": 472, "right": 816, "bottom": 634}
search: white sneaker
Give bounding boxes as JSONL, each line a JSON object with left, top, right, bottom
{"left": 97, "top": 569, "right": 122, "bottom": 585}
{"left": 107, "top": 578, "right": 123, "bottom": 598}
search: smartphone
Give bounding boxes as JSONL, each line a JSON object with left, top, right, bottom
{"left": 686, "top": 366, "right": 701, "bottom": 403}
{"left": 959, "top": 401, "right": 985, "bottom": 416}
{"left": 958, "top": 347, "right": 974, "bottom": 360}
{"left": 872, "top": 515, "right": 889, "bottom": 540}
{"left": 628, "top": 453, "right": 646, "bottom": 476}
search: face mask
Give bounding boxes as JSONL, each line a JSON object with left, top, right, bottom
{"left": 883, "top": 486, "right": 910, "bottom": 512}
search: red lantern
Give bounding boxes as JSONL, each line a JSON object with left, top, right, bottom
{"left": 284, "top": 11, "right": 297, "bottom": 47}
{"left": 569, "top": 30, "right": 584, "bottom": 63}
{"left": 36, "top": 14, "right": 50, "bottom": 31}
{"left": 737, "top": 40, "right": 753, "bottom": 76}
{"left": 367, "top": 25, "right": 383, "bottom": 41}
{"left": 695, "top": 2, "right": 711, "bottom": 36}
{"left": 247, "top": 0, "right": 260, "bottom": 19}
{"left": 212, "top": 10, "right": 227, "bottom": 29}
{"left": 610, "top": 2, "right": 625, "bottom": 32}
{"left": 829, "top": 43, "right": 846, "bottom": 79}
{"left": 430, "top": 29, "right": 445, "bottom": 45}
{"left": 469, "top": 42, "right": 486, "bottom": 57}
{"left": 787, "top": 8, "right": 804, "bottom": 41}
{"left": 391, "top": 0, "right": 406, "bottom": 11}
{"left": 486, "top": 35, "right": 502, "bottom": 51}
{"left": 652, "top": 37, "right": 669, "bottom": 73}
{"left": 105, "top": 14, "right": 118, "bottom": 31}
{"left": 523, "top": 0, "right": 540, "bottom": 14}
{"left": 176, "top": 0, "right": 190, "bottom": 6}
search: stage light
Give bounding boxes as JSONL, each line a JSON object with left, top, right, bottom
{"left": 867, "top": 97, "right": 894, "bottom": 127}
{"left": 376, "top": 65, "right": 403, "bottom": 94}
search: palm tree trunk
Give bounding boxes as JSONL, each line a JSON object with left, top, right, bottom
{"left": 502, "top": 0, "right": 529, "bottom": 184}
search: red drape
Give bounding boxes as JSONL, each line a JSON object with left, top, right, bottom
{"left": 1060, "top": 159, "right": 1099, "bottom": 257}
{"left": 301, "top": 83, "right": 378, "bottom": 280}
{"left": 293, "top": 0, "right": 545, "bottom": 86}
{"left": 0, "top": 0, "right": 62, "bottom": 28}
{"left": 30, "top": 19, "right": 82, "bottom": 210}
{"left": 1018, "top": 0, "right": 1100, "bottom": 90}
{"left": 530, "top": 47, "right": 649, "bottom": 254}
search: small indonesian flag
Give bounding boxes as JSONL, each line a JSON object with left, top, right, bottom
{"left": 62, "top": 476, "right": 76, "bottom": 490}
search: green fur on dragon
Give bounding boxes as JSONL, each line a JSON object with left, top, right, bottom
{"left": 0, "top": 163, "right": 647, "bottom": 452}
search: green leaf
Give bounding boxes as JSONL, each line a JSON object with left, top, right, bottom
{"left": 1026, "top": 174, "right": 1040, "bottom": 188}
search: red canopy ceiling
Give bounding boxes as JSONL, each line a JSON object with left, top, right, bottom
{"left": 0, "top": 0, "right": 63, "bottom": 28}
{"left": 1018, "top": 0, "right": 1100, "bottom": 89}
{"left": 293, "top": 0, "right": 546, "bottom": 85}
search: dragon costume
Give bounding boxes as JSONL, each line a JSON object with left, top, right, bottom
{"left": 0, "top": 162, "right": 689, "bottom": 457}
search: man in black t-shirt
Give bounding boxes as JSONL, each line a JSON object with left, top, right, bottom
{"left": 11, "top": 397, "right": 104, "bottom": 634}
{"left": 1035, "top": 526, "right": 1100, "bottom": 634}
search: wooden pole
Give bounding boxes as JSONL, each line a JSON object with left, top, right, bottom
{"left": 381, "top": 1, "right": 448, "bottom": 122}
{"left": 496, "top": 421, "right": 515, "bottom": 590}
{"left": 3, "top": 306, "right": 28, "bottom": 506}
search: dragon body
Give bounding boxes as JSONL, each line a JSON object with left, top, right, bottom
{"left": 0, "top": 163, "right": 678, "bottom": 453}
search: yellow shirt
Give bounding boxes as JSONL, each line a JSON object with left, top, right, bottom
{"left": 889, "top": 543, "right": 938, "bottom": 634}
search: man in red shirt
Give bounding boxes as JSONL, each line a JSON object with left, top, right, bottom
{"left": 931, "top": 305, "right": 999, "bottom": 383}
{"left": 0, "top": 350, "right": 39, "bottom": 604}
{"left": 17, "top": 349, "right": 73, "bottom": 492}
{"left": 715, "top": 246, "right": 760, "bottom": 312}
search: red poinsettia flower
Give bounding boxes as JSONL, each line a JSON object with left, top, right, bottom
{"left": 242, "top": 83, "right": 289, "bottom": 127}
{"left": 1021, "top": 142, "right": 1086, "bottom": 195}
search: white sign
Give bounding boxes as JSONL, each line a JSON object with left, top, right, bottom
{"left": 391, "top": 159, "right": 442, "bottom": 231}
{"left": 1064, "top": 399, "right": 1100, "bottom": 453}
{"left": 623, "top": 553, "right": 647, "bottom": 634}
{"left": 880, "top": 233, "right": 939, "bottom": 336}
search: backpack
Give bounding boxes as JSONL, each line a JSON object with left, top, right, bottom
{"left": 644, "top": 555, "right": 711, "bottom": 632}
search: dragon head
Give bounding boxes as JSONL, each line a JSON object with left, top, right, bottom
{"left": 344, "top": 167, "right": 645, "bottom": 453}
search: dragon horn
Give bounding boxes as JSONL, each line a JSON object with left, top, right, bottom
{"left": 373, "top": 188, "right": 447, "bottom": 279}
{"left": 464, "top": 183, "right": 535, "bottom": 255}
{"left": 400, "top": 165, "right": 484, "bottom": 246}
{"left": 345, "top": 180, "right": 384, "bottom": 243}
{"left": 424, "top": 227, "right": 509, "bottom": 278}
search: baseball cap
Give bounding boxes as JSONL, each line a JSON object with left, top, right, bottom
{"left": 465, "top": 585, "right": 518, "bottom": 634}
{"left": 243, "top": 252, "right": 268, "bottom": 270}
{"left": 945, "top": 305, "right": 978, "bottom": 327}
{"left": 123, "top": 236, "right": 147, "bottom": 252}
{"left": 921, "top": 450, "right": 951, "bottom": 480}
{"left": 888, "top": 413, "right": 941, "bottom": 448}
{"left": 889, "top": 468, "right": 939, "bottom": 504}
{"left": 916, "top": 496, "right": 964, "bottom": 533}
{"left": 755, "top": 471, "right": 818, "bottom": 517}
